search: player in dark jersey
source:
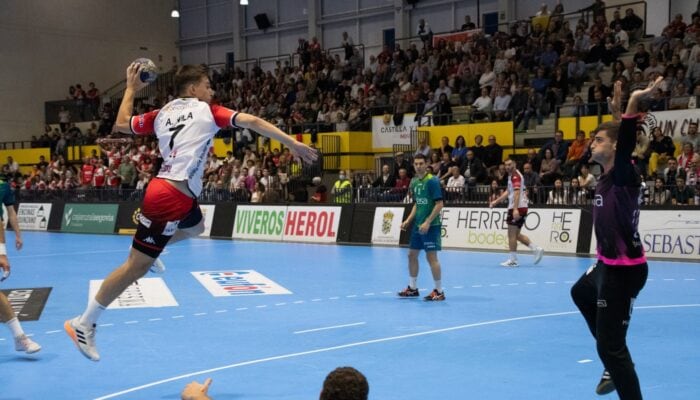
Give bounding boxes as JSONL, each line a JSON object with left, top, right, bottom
{"left": 571, "top": 77, "right": 662, "bottom": 399}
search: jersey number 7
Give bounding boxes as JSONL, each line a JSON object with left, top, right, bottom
{"left": 168, "top": 124, "right": 185, "bottom": 150}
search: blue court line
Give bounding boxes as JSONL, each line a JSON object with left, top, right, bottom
{"left": 93, "top": 303, "right": 700, "bottom": 400}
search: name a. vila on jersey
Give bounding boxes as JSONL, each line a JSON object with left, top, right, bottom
{"left": 164, "top": 112, "right": 193, "bottom": 126}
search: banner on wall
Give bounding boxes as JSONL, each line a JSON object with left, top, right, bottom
{"left": 61, "top": 203, "right": 118, "bottom": 234}
{"left": 371, "top": 113, "right": 424, "bottom": 148}
{"left": 432, "top": 28, "right": 482, "bottom": 50}
{"left": 440, "top": 207, "right": 581, "bottom": 253}
{"left": 371, "top": 207, "right": 405, "bottom": 245}
{"left": 199, "top": 205, "right": 216, "bottom": 237}
{"left": 590, "top": 210, "right": 700, "bottom": 260}
{"left": 232, "top": 205, "right": 341, "bottom": 243}
{"left": 16, "top": 203, "right": 52, "bottom": 231}
{"left": 283, "top": 206, "right": 341, "bottom": 243}
{"left": 641, "top": 109, "right": 700, "bottom": 141}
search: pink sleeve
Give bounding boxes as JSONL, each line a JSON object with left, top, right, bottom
{"left": 210, "top": 105, "right": 240, "bottom": 128}
{"left": 130, "top": 110, "right": 159, "bottom": 135}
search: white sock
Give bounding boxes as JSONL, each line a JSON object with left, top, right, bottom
{"left": 409, "top": 276, "right": 418, "bottom": 289}
{"left": 5, "top": 317, "right": 24, "bottom": 338}
{"left": 79, "top": 297, "right": 106, "bottom": 326}
{"left": 434, "top": 280, "right": 442, "bottom": 292}
{"left": 510, "top": 252, "right": 518, "bottom": 262}
{"left": 528, "top": 243, "right": 537, "bottom": 251}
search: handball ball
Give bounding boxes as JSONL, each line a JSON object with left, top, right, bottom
{"left": 135, "top": 58, "right": 158, "bottom": 83}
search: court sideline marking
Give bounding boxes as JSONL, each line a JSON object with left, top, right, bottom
{"left": 93, "top": 303, "right": 700, "bottom": 400}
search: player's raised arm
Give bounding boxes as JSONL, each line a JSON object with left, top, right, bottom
{"left": 234, "top": 113, "right": 317, "bottom": 164}
{"left": 114, "top": 62, "right": 151, "bottom": 134}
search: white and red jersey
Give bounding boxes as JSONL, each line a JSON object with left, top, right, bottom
{"left": 81, "top": 164, "right": 94, "bottom": 186}
{"left": 93, "top": 166, "right": 106, "bottom": 187}
{"left": 507, "top": 169, "right": 529, "bottom": 210}
{"left": 130, "top": 98, "right": 239, "bottom": 196}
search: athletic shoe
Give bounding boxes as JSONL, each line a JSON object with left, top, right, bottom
{"left": 64, "top": 316, "right": 100, "bottom": 361}
{"left": 150, "top": 257, "right": 166, "bottom": 274}
{"left": 424, "top": 289, "right": 445, "bottom": 301}
{"left": 533, "top": 247, "right": 544, "bottom": 265}
{"left": 397, "top": 286, "right": 419, "bottom": 297}
{"left": 14, "top": 334, "right": 41, "bottom": 354}
{"left": 500, "top": 259, "right": 519, "bottom": 267}
{"left": 595, "top": 370, "right": 615, "bottom": 395}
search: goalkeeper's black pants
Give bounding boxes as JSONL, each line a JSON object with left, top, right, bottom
{"left": 571, "top": 261, "right": 648, "bottom": 400}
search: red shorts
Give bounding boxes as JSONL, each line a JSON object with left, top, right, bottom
{"left": 506, "top": 208, "right": 528, "bottom": 228}
{"left": 132, "top": 178, "right": 202, "bottom": 258}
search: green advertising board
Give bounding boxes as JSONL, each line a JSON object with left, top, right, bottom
{"left": 61, "top": 204, "right": 118, "bottom": 234}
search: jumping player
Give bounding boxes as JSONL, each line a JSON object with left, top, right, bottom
{"left": 65, "top": 62, "right": 317, "bottom": 361}
{"left": 0, "top": 175, "right": 41, "bottom": 354}
{"left": 571, "top": 78, "right": 661, "bottom": 399}
{"left": 398, "top": 154, "right": 445, "bottom": 301}
{"left": 489, "top": 158, "right": 544, "bottom": 267}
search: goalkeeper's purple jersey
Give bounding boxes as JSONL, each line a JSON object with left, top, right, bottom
{"left": 592, "top": 115, "right": 647, "bottom": 267}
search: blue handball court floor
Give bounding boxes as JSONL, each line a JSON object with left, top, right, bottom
{"left": 1, "top": 232, "right": 698, "bottom": 399}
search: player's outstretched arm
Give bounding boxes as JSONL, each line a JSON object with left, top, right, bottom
{"left": 114, "top": 63, "right": 150, "bottom": 134}
{"left": 234, "top": 113, "right": 318, "bottom": 164}
{"left": 625, "top": 76, "right": 664, "bottom": 116}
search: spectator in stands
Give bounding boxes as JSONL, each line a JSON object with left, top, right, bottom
{"left": 470, "top": 87, "right": 493, "bottom": 122}
{"left": 539, "top": 147, "right": 561, "bottom": 186}
{"left": 518, "top": 87, "right": 545, "bottom": 131}
{"left": 567, "top": 177, "right": 588, "bottom": 205}
{"left": 648, "top": 87, "right": 667, "bottom": 111}
{"left": 58, "top": 106, "right": 71, "bottom": 133}
{"left": 250, "top": 182, "right": 265, "bottom": 203}
{"left": 622, "top": 8, "right": 644, "bottom": 42}
{"left": 483, "top": 135, "right": 503, "bottom": 169}
{"left": 522, "top": 161, "right": 542, "bottom": 203}
{"left": 671, "top": 176, "right": 695, "bottom": 205}
{"left": 487, "top": 179, "right": 504, "bottom": 205}
{"left": 118, "top": 159, "right": 136, "bottom": 189}
{"left": 445, "top": 166, "right": 465, "bottom": 201}
{"left": 572, "top": 95, "right": 587, "bottom": 117}
{"left": 4, "top": 157, "right": 19, "bottom": 178}
{"left": 449, "top": 136, "right": 467, "bottom": 165}
{"left": 664, "top": 158, "right": 686, "bottom": 184}
{"left": 461, "top": 15, "right": 476, "bottom": 31}
{"left": 438, "top": 136, "right": 453, "bottom": 158}
{"left": 372, "top": 165, "right": 396, "bottom": 188}
{"left": 678, "top": 143, "right": 696, "bottom": 170}
{"left": 86, "top": 82, "right": 100, "bottom": 120}
{"left": 539, "top": 130, "right": 569, "bottom": 169}
{"left": 567, "top": 54, "right": 587, "bottom": 93}
{"left": 685, "top": 153, "right": 700, "bottom": 186}
{"left": 332, "top": 170, "right": 352, "bottom": 203}
{"left": 649, "top": 177, "right": 671, "bottom": 205}
{"left": 414, "top": 136, "right": 431, "bottom": 158}
{"left": 644, "top": 57, "right": 665, "bottom": 80}
{"left": 392, "top": 152, "right": 413, "bottom": 178}
{"left": 647, "top": 126, "right": 676, "bottom": 176}
{"left": 682, "top": 121, "right": 700, "bottom": 151}
{"left": 547, "top": 178, "right": 567, "bottom": 205}
{"left": 493, "top": 87, "right": 512, "bottom": 121}
{"left": 461, "top": 149, "right": 486, "bottom": 187}
{"left": 563, "top": 130, "right": 588, "bottom": 176}
{"left": 609, "top": 9, "right": 623, "bottom": 31}
{"left": 670, "top": 83, "right": 691, "bottom": 109}
{"left": 434, "top": 93, "right": 453, "bottom": 125}
{"left": 417, "top": 19, "right": 433, "bottom": 48}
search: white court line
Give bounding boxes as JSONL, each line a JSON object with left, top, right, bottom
{"left": 171, "top": 316, "right": 184, "bottom": 319}
{"left": 578, "top": 359, "right": 593, "bottom": 364}
{"left": 236, "top": 307, "right": 248, "bottom": 311}
{"left": 685, "top": 278, "right": 696, "bottom": 281}
{"left": 328, "top": 297, "right": 340, "bottom": 300}
{"left": 215, "top": 310, "right": 228, "bottom": 313}
{"left": 293, "top": 322, "right": 366, "bottom": 335}
{"left": 45, "top": 330, "right": 61, "bottom": 334}
{"left": 10, "top": 242, "right": 216, "bottom": 259}
{"left": 93, "top": 303, "right": 700, "bottom": 400}
{"left": 194, "top": 313, "right": 207, "bottom": 316}
{"left": 99, "top": 323, "right": 114, "bottom": 327}
{"left": 148, "top": 318, "right": 162, "bottom": 322}
{"left": 124, "top": 321, "right": 138, "bottom": 325}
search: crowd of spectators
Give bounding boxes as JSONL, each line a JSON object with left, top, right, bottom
{"left": 8, "top": 1, "right": 700, "bottom": 207}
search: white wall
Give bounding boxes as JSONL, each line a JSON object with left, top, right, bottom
{"left": 0, "top": 0, "right": 178, "bottom": 142}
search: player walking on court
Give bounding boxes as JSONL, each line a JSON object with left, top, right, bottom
{"left": 65, "top": 62, "right": 317, "bottom": 361}
{"left": 489, "top": 158, "right": 544, "bottom": 267}
{"left": 397, "top": 154, "right": 445, "bottom": 301}
{"left": 571, "top": 78, "right": 661, "bottom": 399}
{"left": 0, "top": 176, "right": 41, "bottom": 354}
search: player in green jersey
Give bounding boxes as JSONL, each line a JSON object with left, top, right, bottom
{"left": 397, "top": 154, "right": 445, "bottom": 301}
